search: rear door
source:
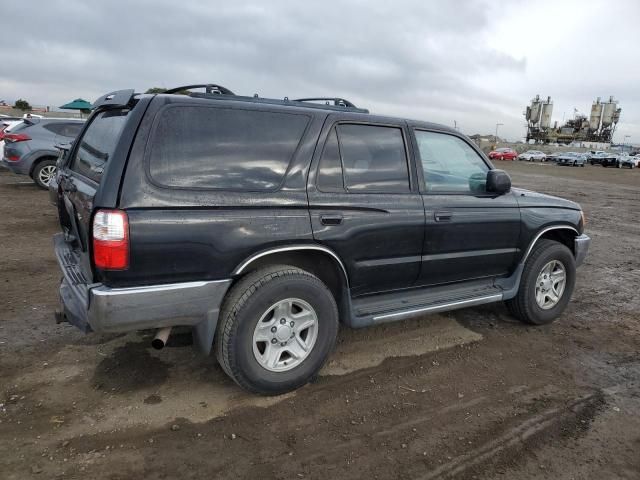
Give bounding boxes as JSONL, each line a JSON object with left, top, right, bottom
{"left": 307, "top": 118, "right": 424, "bottom": 296}
{"left": 412, "top": 129, "right": 521, "bottom": 286}
{"left": 58, "top": 110, "right": 130, "bottom": 280}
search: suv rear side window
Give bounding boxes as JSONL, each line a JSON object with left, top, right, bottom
{"left": 70, "top": 110, "right": 128, "bottom": 183}
{"left": 335, "top": 124, "right": 409, "bottom": 193}
{"left": 149, "top": 106, "right": 309, "bottom": 191}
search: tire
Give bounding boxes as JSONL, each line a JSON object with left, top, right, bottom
{"left": 32, "top": 159, "right": 57, "bottom": 189}
{"left": 215, "top": 265, "right": 339, "bottom": 395}
{"left": 573, "top": 161, "right": 577, "bottom": 167}
{"left": 505, "top": 239, "right": 576, "bottom": 325}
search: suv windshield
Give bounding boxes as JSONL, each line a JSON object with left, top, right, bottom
{"left": 69, "top": 109, "right": 129, "bottom": 183}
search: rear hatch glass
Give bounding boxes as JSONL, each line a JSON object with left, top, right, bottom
{"left": 70, "top": 110, "right": 128, "bottom": 183}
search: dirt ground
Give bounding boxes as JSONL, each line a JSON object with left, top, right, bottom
{"left": 1, "top": 161, "right": 639, "bottom": 479}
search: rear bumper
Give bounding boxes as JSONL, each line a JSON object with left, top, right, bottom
{"left": 54, "top": 233, "right": 231, "bottom": 338}
{"left": 574, "top": 234, "right": 590, "bottom": 267}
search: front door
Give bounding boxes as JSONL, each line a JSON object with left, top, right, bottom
{"left": 411, "top": 129, "right": 521, "bottom": 286}
{"left": 307, "top": 119, "right": 425, "bottom": 296}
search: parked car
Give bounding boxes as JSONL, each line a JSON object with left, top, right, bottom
{"left": 545, "top": 152, "right": 562, "bottom": 162}
{"left": 601, "top": 155, "right": 622, "bottom": 168}
{"left": 53, "top": 85, "right": 590, "bottom": 395}
{"left": 557, "top": 152, "right": 587, "bottom": 167}
{"left": 587, "top": 151, "right": 614, "bottom": 165}
{"left": 0, "top": 120, "right": 24, "bottom": 164}
{"left": 1, "top": 118, "right": 84, "bottom": 188}
{"left": 518, "top": 150, "right": 546, "bottom": 162}
{"left": 619, "top": 154, "right": 639, "bottom": 169}
{"left": 488, "top": 147, "right": 517, "bottom": 160}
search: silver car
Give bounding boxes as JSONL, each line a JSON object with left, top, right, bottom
{"left": 1, "top": 118, "right": 84, "bottom": 188}
{"left": 556, "top": 152, "right": 587, "bottom": 167}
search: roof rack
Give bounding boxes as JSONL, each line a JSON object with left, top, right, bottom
{"left": 165, "top": 84, "right": 235, "bottom": 95}
{"left": 293, "top": 97, "right": 357, "bottom": 108}
{"left": 160, "top": 84, "right": 369, "bottom": 113}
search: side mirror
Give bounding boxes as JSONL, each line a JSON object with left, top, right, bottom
{"left": 486, "top": 169, "right": 511, "bottom": 194}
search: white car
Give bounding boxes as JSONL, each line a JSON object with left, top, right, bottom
{"left": 0, "top": 120, "right": 24, "bottom": 162}
{"left": 518, "top": 150, "right": 547, "bottom": 162}
{"left": 619, "top": 155, "right": 640, "bottom": 169}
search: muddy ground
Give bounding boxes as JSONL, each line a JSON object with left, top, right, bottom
{"left": 1, "top": 161, "right": 639, "bottom": 479}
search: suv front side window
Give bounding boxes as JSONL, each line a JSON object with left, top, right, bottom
{"left": 415, "top": 130, "right": 489, "bottom": 194}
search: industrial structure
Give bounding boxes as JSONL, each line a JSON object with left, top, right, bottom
{"left": 525, "top": 95, "right": 621, "bottom": 145}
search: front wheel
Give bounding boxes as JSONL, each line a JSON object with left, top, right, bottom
{"left": 215, "top": 265, "right": 339, "bottom": 395}
{"left": 32, "top": 159, "right": 57, "bottom": 189}
{"left": 506, "top": 239, "right": 576, "bottom": 325}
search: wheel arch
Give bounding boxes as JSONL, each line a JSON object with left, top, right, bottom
{"left": 523, "top": 225, "right": 579, "bottom": 264}
{"left": 28, "top": 153, "right": 58, "bottom": 177}
{"left": 232, "top": 245, "right": 351, "bottom": 324}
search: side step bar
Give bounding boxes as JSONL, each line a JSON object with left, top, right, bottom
{"left": 348, "top": 280, "right": 506, "bottom": 328}
{"left": 372, "top": 293, "right": 503, "bottom": 323}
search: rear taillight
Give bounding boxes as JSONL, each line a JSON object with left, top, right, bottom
{"left": 4, "top": 133, "right": 31, "bottom": 143}
{"left": 92, "top": 209, "right": 129, "bottom": 270}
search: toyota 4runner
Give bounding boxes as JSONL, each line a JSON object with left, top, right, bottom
{"left": 53, "top": 85, "right": 590, "bottom": 394}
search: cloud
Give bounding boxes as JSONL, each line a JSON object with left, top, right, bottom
{"left": 0, "top": 0, "right": 637, "bottom": 142}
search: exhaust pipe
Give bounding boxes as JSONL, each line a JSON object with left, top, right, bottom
{"left": 152, "top": 327, "right": 172, "bottom": 350}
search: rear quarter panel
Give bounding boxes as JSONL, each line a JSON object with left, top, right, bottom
{"left": 104, "top": 97, "right": 326, "bottom": 287}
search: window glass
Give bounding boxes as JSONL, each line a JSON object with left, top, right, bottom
{"left": 70, "top": 110, "right": 128, "bottom": 183}
{"left": 61, "top": 123, "right": 83, "bottom": 138}
{"left": 317, "top": 128, "right": 344, "bottom": 192}
{"left": 415, "top": 130, "right": 488, "bottom": 194}
{"left": 43, "top": 123, "right": 65, "bottom": 135}
{"left": 337, "top": 124, "right": 409, "bottom": 193}
{"left": 149, "top": 106, "right": 309, "bottom": 191}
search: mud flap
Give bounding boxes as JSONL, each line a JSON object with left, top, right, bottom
{"left": 192, "top": 309, "right": 221, "bottom": 356}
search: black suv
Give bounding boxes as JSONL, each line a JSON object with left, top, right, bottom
{"left": 54, "top": 85, "right": 590, "bottom": 395}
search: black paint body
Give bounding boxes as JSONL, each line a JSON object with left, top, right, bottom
{"left": 56, "top": 93, "right": 583, "bottom": 300}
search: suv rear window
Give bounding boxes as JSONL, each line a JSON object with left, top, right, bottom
{"left": 148, "top": 106, "right": 309, "bottom": 191}
{"left": 70, "top": 110, "right": 128, "bottom": 183}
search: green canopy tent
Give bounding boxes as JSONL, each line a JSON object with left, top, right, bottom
{"left": 59, "top": 98, "right": 92, "bottom": 118}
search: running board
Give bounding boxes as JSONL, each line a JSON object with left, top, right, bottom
{"left": 348, "top": 280, "right": 504, "bottom": 328}
{"left": 372, "top": 293, "right": 502, "bottom": 322}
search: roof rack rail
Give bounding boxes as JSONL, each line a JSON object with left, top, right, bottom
{"left": 165, "top": 84, "right": 235, "bottom": 95}
{"left": 293, "top": 97, "right": 357, "bottom": 108}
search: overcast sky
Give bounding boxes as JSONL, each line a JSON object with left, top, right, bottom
{"left": 1, "top": 0, "right": 638, "bottom": 142}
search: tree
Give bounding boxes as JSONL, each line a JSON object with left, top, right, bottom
{"left": 145, "top": 87, "right": 167, "bottom": 94}
{"left": 13, "top": 99, "right": 32, "bottom": 111}
{"left": 145, "top": 87, "right": 190, "bottom": 95}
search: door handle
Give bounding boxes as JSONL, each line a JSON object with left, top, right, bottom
{"left": 320, "top": 214, "right": 343, "bottom": 226}
{"left": 434, "top": 211, "right": 453, "bottom": 222}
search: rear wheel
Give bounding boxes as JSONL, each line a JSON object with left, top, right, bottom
{"left": 215, "top": 265, "right": 339, "bottom": 395}
{"left": 506, "top": 239, "right": 576, "bottom": 325}
{"left": 32, "top": 159, "right": 56, "bottom": 189}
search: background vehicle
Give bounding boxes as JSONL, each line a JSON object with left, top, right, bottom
{"left": 1, "top": 118, "right": 84, "bottom": 188}
{"left": 545, "top": 152, "right": 562, "bottom": 162}
{"left": 556, "top": 152, "right": 587, "bottom": 167}
{"left": 619, "top": 154, "right": 639, "bottom": 169}
{"left": 488, "top": 147, "right": 517, "bottom": 160}
{"left": 54, "top": 85, "right": 590, "bottom": 395}
{"left": 601, "top": 155, "right": 622, "bottom": 168}
{"left": 588, "top": 151, "right": 615, "bottom": 165}
{"left": 0, "top": 120, "right": 24, "bottom": 163}
{"left": 518, "top": 150, "right": 546, "bottom": 162}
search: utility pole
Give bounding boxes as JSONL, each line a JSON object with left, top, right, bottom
{"left": 495, "top": 123, "right": 503, "bottom": 146}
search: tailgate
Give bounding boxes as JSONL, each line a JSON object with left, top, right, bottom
{"left": 57, "top": 108, "right": 131, "bottom": 283}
